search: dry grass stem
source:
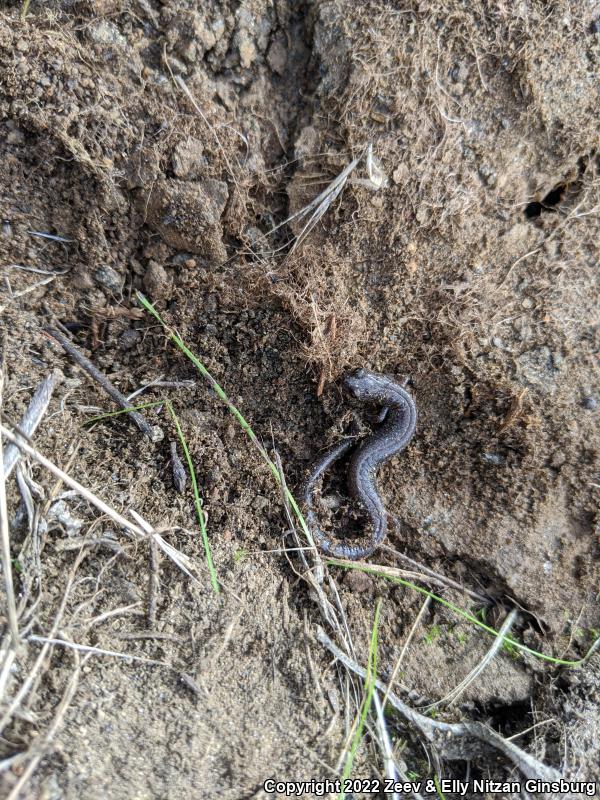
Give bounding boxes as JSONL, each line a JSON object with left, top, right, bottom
{"left": 372, "top": 691, "right": 401, "bottom": 799}
{"left": 44, "top": 327, "right": 157, "bottom": 440}
{"left": 3, "top": 372, "right": 59, "bottom": 479}
{"left": 430, "top": 608, "right": 519, "bottom": 710}
{"left": 382, "top": 597, "right": 431, "bottom": 713}
{"left": 0, "top": 360, "right": 19, "bottom": 646}
{"left": 27, "top": 636, "right": 166, "bottom": 667}
{"left": 1, "top": 423, "right": 199, "bottom": 582}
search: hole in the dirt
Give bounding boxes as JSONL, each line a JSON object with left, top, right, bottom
{"left": 524, "top": 153, "right": 593, "bottom": 219}
{"left": 483, "top": 699, "right": 532, "bottom": 735}
{"left": 523, "top": 183, "right": 566, "bottom": 218}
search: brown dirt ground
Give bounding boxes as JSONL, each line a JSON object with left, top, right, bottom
{"left": 1, "top": 0, "right": 599, "bottom": 798}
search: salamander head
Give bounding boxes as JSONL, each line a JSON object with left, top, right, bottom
{"left": 344, "top": 367, "right": 385, "bottom": 400}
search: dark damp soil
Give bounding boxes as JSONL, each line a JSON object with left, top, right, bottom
{"left": 1, "top": 1, "right": 599, "bottom": 797}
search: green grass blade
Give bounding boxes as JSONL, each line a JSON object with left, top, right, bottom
{"left": 165, "top": 401, "right": 219, "bottom": 593}
{"left": 326, "top": 560, "right": 595, "bottom": 667}
{"left": 339, "top": 599, "right": 382, "bottom": 799}
{"left": 434, "top": 775, "right": 446, "bottom": 800}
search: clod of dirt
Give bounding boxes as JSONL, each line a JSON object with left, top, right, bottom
{"left": 344, "top": 569, "right": 373, "bottom": 593}
{"left": 233, "top": 1, "right": 273, "bottom": 69}
{"left": 267, "top": 33, "right": 287, "bottom": 75}
{"left": 94, "top": 265, "right": 122, "bottom": 293}
{"left": 171, "top": 137, "right": 206, "bottom": 180}
{"left": 145, "top": 178, "right": 229, "bottom": 262}
{"left": 143, "top": 261, "right": 170, "bottom": 301}
{"left": 89, "top": 20, "right": 127, "bottom": 48}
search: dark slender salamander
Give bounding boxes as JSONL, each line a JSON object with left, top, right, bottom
{"left": 303, "top": 368, "right": 417, "bottom": 560}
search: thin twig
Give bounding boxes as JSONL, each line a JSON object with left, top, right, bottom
{"left": 126, "top": 378, "right": 196, "bottom": 402}
{"left": 429, "top": 608, "right": 519, "bottom": 709}
{"left": 0, "top": 423, "right": 202, "bottom": 583}
{"left": 0, "top": 276, "right": 59, "bottom": 314}
{"left": 170, "top": 441, "right": 187, "bottom": 494}
{"left": 147, "top": 536, "right": 159, "bottom": 628}
{"left": 43, "top": 327, "right": 157, "bottom": 439}
{"left": 0, "top": 551, "right": 85, "bottom": 736}
{"left": 382, "top": 596, "right": 431, "bottom": 713}
{"left": 0, "top": 349, "right": 19, "bottom": 645}
{"left": 27, "top": 635, "right": 166, "bottom": 666}
{"left": 3, "top": 372, "right": 59, "bottom": 479}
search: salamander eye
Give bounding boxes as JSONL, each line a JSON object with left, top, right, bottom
{"left": 353, "top": 368, "right": 366, "bottom": 379}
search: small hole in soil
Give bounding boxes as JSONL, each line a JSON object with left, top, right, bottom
{"left": 524, "top": 183, "right": 566, "bottom": 218}
{"left": 485, "top": 699, "right": 532, "bottom": 735}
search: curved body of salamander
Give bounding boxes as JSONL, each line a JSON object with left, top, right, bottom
{"left": 303, "top": 368, "right": 417, "bottom": 560}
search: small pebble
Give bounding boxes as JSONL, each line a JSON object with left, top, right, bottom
{"left": 582, "top": 396, "right": 598, "bottom": 411}
{"left": 322, "top": 493, "right": 342, "bottom": 510}
{"left": 94, "top": 265, "right": 122, "bottom": 292}
{"left": 170, "top": 442, "right": 187, "bottom": 493}
{"left": 143, "top": 260, "right": 169, "bottom": 300}
{"left": 481, "top": 452, "right": 504, "bottom": 465}
{"left": 344, "top": 570, "right": 372, "bottom": 593}
{"left": 118, "top": 328, "right": 141, "bottom": 351}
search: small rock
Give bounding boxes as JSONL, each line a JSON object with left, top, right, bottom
{"left": 521, "top": 297, "right": 534, "bottom": 309}
{"left": 517, "top": 346, "right": 558, "bottom": 392}
{"left": 94, "top": 265, "right": 122, "bottom": 292}
{"left": 195, "top": 18, "right": 216, "bottom": 50}
{"left": 118, "top": 328, "right": 141, "bottom": 350}
{"left": 89, "top": 20, "right": 127, "bottom": 47}
{"left": 253, "top": 495, "right": 270, "bottom": 512}
{"left": 143, "top": 261, "right": 169, "bottom": 300}
{"left": 481, "top": 452, "right": 504, "bottom": 465}
{"left": 267, "top": 34, "right": 287, "bottom": 75}
{"left": 582, "top": 396, "right": 598, "bottom": 411}
{"left": 415, "top": 207, "right": 428, "bottom": 224}
{"left": 321, "top": 493, "right": 342, "bottom": 510}
{"left": 145, "top": 178, "right": 229, "bottom": 262}
{"left": 6, "top": 128, "right": 25, "bottom": 145}
{"left": 39, "top": 773, "right": 62, "bottom": 800}
{"left": 294, "top": 125, "right": 320, "bottom": 165}
{"left": 238, "top": 34, "right": 257, "bottom": 68}
{"left": 450, "top": 62, "right": 468, "bottom": 83}
{"left": 503, "top": 222, "right": 534, "bottom": 257}
{"left": 392, "top": 163, "right": 409, "bottom": 185}
{"left": 172, "top": 137, "right": 206, "bottom": 180}
{"left": 344, "top": 570, "right": 372, "bottom": 593}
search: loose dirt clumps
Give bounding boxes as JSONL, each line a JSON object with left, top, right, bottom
{"left": 1, "top": 1, "right": 599, "bottom": 797}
